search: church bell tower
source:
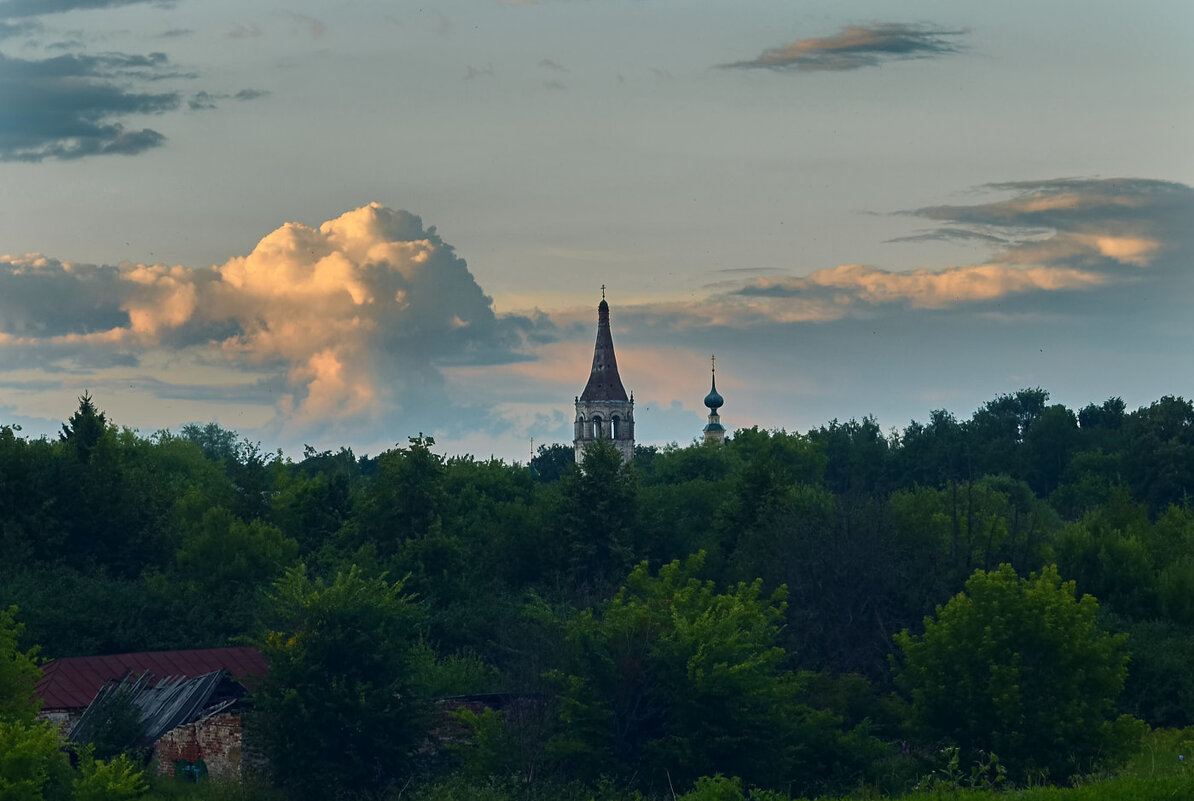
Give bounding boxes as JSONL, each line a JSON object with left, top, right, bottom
{"left": 574, "top": 291, "right": 635, "bottom": 463}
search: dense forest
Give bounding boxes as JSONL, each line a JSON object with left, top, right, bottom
{"left": 6, "top": 388, "right": 1194, "bottom": 800}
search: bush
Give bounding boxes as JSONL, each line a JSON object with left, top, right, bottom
{"left": 0, "top": 719, "right": 74, "bottom": 801}
{"left": 544, "top": 553, "right": 882, "bottom": 796}
{"left": 894, "top": 564, "right": 1142, "bottom": 781}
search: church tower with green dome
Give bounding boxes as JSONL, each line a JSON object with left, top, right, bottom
{"left": 574, "top": 291, "right": 635, "bottom": 463}
{"left": 702, "top": 355, "right": 726, "bottom": 444}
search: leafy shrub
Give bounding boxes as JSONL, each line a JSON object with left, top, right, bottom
{"left": 894, "top": 564, "right": 1142, "bottom": 781}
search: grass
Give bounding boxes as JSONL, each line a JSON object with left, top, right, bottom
{"left": 140, "top": 728, "right": 1194, "bottom": 801}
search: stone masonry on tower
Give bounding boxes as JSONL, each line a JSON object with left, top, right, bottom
{"left": 574, "top": 294, "right": 635, "bottom": 463}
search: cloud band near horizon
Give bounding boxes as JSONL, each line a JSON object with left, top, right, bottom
{"left": 0, "top": 177, "right": 1189, "bottom": 449}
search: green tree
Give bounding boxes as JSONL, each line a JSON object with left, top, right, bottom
{"left": 0, "top": 607, "right": 148, "bottom": 801}
{"left": 893, "top": 563, "right": 1140, "bottom": 781}
{"left": 271, "top": 466, "right": 354, "bottom": 555}
{"left": 1077, "top": 396, "right": 1127, "bottom": 454}
{"left": 894, "top": 408, "right": 969, "bottom": 488}
{"left": 1049, "top": 449, "right": 1123, "bottom": 520}
{"left": 0, "top": 719, "right": 74, "bottom": 801}
{"left": 169, "top": 507, "right": 298, "bottom": 641}
{"left": 0, "top": 427, "right": 69, "bottom": 564}
{"left": 1048, "top": 490, "right": 1156, "bottom": 620}
{"left": 0, "top": 605, "right": 40, "bottom": 724}
{"left": 557, "top": 439, "right": 637, "bottom": 600}
{"left": 60, "top": 392, "right": 108, "bottom": 463}
{"left": 252, "top": 564, "right": 428, "bottom": 800}
{"left": 529, "top": 443, "right": 576, "bottom": 483}
{"left": 1123, "top": 396, "right": 1194, "bottom": 514}
{"left": 545, "top": 554, "right": 875, "bottom": 795}
{"left": 809, "top": 416, "right": 891, "bottom": 497}
{"left": 179, "top": 421, "right": 247, "bottom": 463}
{"left": 83, "top": 684, "right": 145, "bottom": 761}
{"left": 967, "top": 388, "right": 1050, "bottom": 479}
{"left": 347, "top": 435, "right": 445, "bottom": 559}
{"left": 1023, "top": 404, "right": 1080, "bottom": 496}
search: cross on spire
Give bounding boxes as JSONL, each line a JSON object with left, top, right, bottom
{"left": 601, "top": 284, "right": 606, "bottom": 300}
{"left": 711, "top": 354, "right": 716, "bottom": 375}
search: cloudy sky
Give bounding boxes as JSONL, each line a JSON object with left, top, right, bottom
{"left": 1, "top": 0, "right": 1192, "bottom": 461}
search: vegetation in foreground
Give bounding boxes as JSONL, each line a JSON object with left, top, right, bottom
{"left": 8, "top": 389, "right": 1194, "bottom": 799}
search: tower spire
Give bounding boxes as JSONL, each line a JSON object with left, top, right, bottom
{"left": 580, "top": 294, "right": 629, "bottom": 402}
{"left": 574, "top": 292, "right": 635, "bottom": 463}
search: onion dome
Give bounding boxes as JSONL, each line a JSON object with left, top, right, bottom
{"left": 704, "top": 376, "right": 723, "bottom": 411}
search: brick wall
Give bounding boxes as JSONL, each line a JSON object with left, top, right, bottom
{"left": 36, "top": 709, "right": 80, "bottom": 739}
{"left": 154, "top": 713, "right": 245, "bottom": 782}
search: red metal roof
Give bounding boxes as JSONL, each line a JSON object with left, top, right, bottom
{"left": 36, "top": 646, "right": 268, "bottom": 711}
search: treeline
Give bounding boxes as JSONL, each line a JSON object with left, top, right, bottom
{"left": 5, "top": 388, "right": 1194, "bottom": 798}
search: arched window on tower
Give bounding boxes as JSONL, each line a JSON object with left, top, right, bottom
{"left": 575, "top": 414, "right": 586, "bottom": 440}
{"left": 592, "top": 415, "right": 603, "bottom": 439}
{"left": 611, "top": 414, "right": 620, "bottom": 439}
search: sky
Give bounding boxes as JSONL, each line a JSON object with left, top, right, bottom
{"left": 1, "top": 0, "right": 1192, "bottom": 462}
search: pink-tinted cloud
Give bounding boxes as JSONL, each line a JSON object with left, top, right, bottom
{"left": 0, "top": 204, "right": 533, "bottom": 429}
{"left": 723, "top": 23, "right": 966, "bottom": 72}
{"left": 739, "top": 262, "right": 1106, "bottom": 310}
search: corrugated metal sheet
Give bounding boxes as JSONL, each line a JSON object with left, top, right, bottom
{"left": 37, "top": 646, "right": 267, "bottom": 711}
{"left": 68, "top": 669, "right": 239, "bottom": 747}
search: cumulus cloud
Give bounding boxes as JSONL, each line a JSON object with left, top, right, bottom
{"left": 723, "top": 23, "right": 966, "bottom": 72}
{"left": 0, "top": 204, "right": 541, "bottom": 436}
{"left": 0, "top": 50, "right": 179, "bottom": 161}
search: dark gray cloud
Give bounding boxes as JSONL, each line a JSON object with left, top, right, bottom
{"left": 0, "top": 0, "right": 162, "bottom": 18}
{"left": 0, "top": 0, "right": 172, "bottom": 18}
{"left": 188, "top": 90, "right": 216, "bottom": 109}
{"left": 885, "top": 228, "right": 1012, "bottom": 245}
{"left": 905, "top": 178, "right": 1194, "bottom": 270}
{"left": 0, "top": 256, "right": 128, "bottom": 336}
{"left": 723, "top": 23, "right": 966, "bottom": 72}
{"left": 188, "top": 88, "right": 268, "bottom": 110}
{"left": 914, "top": 178, "right": 1194, "bottom": 230}
{"left": 0, "top": 50, "right": 179, "bottom": 161}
